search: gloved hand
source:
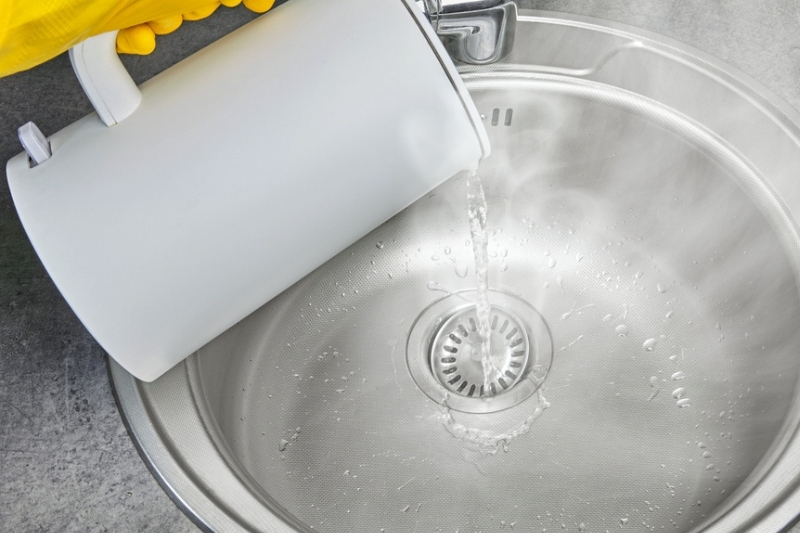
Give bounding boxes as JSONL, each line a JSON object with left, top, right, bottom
{"left": 0, "top": 0, "right": 276, "bottom": 77}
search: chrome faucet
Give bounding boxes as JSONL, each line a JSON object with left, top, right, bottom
{"left": 418, "top": 0, "right": 517, "bottom": 65}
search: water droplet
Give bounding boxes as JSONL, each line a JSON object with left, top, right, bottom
{"left": 376, "top": 241, "right": 385, "bottom": 249}
{"left": 602, "top": 314, "right": 613, "bottom": 322}
{"left": 665, "top": 310, "right": 674, "bottom": 319}
{"left": 278, "top": 439, "right": 289, "bottom": 452}
{"left": 706, "top": 464, "right": 715, "bottom": 470}
{"left": 615, "top": 324, "right": 629, "bottom": 337}
{"left": 672, "top": 371, "right": 685, "bottom": 380}
{"left": 649, "top": 376, "right": 658, "bottom": 387}
{"left": 455, "top": 263, "right": 469, "bottom": 278}
{"left": 677, "top": 398, "right": 691, "bottom": 408}
{"left": 500, "top": 262, "right": 509, "bottom": 272}
{"left": 431, "top": 254, "right": 440, "bottom": 261}
{"left": 702, "top": 451, "right": 712, "bottom": 458}
{"left": 634, "top": 271, "right": 643, "bottom": 279}
{"left": 501, "top": 247, "right": 508, "bottom": 258}
{"left": 657, "top": 283, "right": 667, "bottom": 293}
{"left": 402, "top": 505, "right": 411, "bottom": 513}
{"left": 444, "top": 246, "right": 451, "bottom": 255}
{"left": 547, "top": 257, "right": 557, "bottom": 269}
{"left": 672, "top": 387, "right": 686, "bottom": 399}
{"left": 643, "top": 338, "right": 657, "bottom": 351}
{"left": 576, "top": 253, "right": 584, "bottom": 262}
{"left": 620, "top": 517, "right": 629, "bottom": 525}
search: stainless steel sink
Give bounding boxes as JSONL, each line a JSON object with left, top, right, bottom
{"left": 110, "top": 11, "right": 800, "bottom": 532}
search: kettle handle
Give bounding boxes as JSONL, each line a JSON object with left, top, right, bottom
{"left": 69, "top": 31, "right": 142, "bottom": 127}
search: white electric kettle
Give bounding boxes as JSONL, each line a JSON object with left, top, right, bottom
{"left": 5, "top": 0, "right": 502, "bottom": 381}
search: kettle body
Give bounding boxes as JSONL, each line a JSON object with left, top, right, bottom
{"left": 6, "top": 0, "right": 489, "bottom": 381}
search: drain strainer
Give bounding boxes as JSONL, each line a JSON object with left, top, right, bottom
{"left": 407, "top": 289, "right": 553, "bottom": 414}
{"left": 430, "top": 306, "right": 530, "bottom": 398}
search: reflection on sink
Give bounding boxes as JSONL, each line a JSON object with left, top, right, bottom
{"left": 111, "top": 12, "right": 800, "bottom": 533}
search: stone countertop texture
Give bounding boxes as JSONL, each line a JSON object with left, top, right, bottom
{"left": 2, "top": 0, "right": 800, "bottom": 531}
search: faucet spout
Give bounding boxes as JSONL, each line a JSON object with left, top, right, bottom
{"left": 419, "top": 0, "right": 517, "bottom": 65}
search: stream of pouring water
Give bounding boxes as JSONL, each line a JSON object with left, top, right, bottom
{"left": 466, "top": 170, "right": 495, "bottom": 395}
{"left": 434, "top": 170, "right": 551, "bottom": 455}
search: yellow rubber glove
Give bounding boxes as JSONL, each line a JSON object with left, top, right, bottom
{"left": 0, "top": 0, "right": 276, "bottom": 77}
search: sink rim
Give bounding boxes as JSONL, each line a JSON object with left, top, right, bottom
{"left": 110, "top": 10, "right": 800, "bottom": 533}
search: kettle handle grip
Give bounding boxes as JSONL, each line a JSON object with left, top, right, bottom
{"left": 68, "top": 31, "right": 142, "bottom": 127}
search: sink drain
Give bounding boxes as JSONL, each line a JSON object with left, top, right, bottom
{"left": 430, "top": 306, "right": 530, "bottom": 398}
{"left": 407, "top": 289, "right": 553, "bottom": 414}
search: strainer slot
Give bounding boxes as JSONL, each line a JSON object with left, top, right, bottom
{"left": 499, "top": 318, "right": 508, "bottom": 333}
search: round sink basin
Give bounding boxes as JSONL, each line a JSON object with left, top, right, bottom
{"left": 111, "top": 11, "right": 800, "bottom": 533}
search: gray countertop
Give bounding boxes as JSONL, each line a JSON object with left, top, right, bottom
{"left": 3, "top": 0, "right": 800, "bottom": 531}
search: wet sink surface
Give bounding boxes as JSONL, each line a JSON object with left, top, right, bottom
{"left": 112, "top": 12, "right": 800, "bottom": 533}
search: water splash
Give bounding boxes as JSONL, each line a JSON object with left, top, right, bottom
{"left": 454, "top": 262, "right": 470, "bottom": 278}
{"left": 439, "top": 391, "right": 549, "bottom": 455}
{"left": 561, "top": 302, "right": 596, "bottom": 321}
